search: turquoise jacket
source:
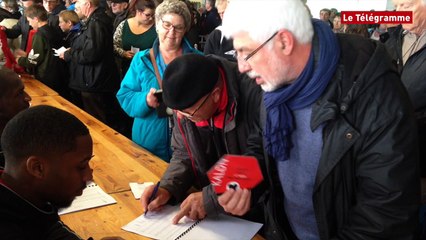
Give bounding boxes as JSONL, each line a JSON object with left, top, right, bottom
{"left": 117, "top": 38, "right": 201, "bottom": 161}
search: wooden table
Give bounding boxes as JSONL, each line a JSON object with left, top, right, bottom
{"left": 21, "top": 74, "right": 59, "bottom": 97}
{"left": 26, "top": 79, "right": 264, "bottom": 240}
{"left": 61, "top": 191, "right": 265, "bottom": 240}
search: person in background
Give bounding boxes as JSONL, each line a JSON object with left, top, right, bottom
{"left": 110, "top": 0, "right": 129, "bottom": 30}
{"left": 141, "top": 53, "right": 264, "bottom": 224}
{"left": 199, "top": 0, "right": 220, "bottom": 35}
{"left": 220, "top": 0, "right": 419, "bottom": 239}
{"left": 319, "top": 8, "right": 333, "bottom": 29}
{"left": 384, "top": 1, "right": 426, "bottom": 237}
{"left": 2, "top": 0, "right": 42, "bottom": 52}
{"left": 0, "top": 68, "right": 31, "bottom": 169}
{"left": 116, "top": 0, "right": 200, "bottom": 162}
{"left": 332, "top": 12, "right": 343, "bottom": 33}
{"left": 203, "top": 0, "right": 235, "bottom": 62}
{"left": 61, "top": 0, "right": 121, "bottom": 131}
{"left": 58, "top": 9, "right": 80, "bottom": 47}
{"left": 0, "top": 0, "right": 21, "bottom": 21}
{"left": 43, "top": 0, "right": 65, "bottom": 15}
{"left": 16, "top": 4, "right": 68, "bottom": 98}
{"left": 113, "top": 0, "right": 156, "bottom": 77}
{"left": 0, "top": 105, "right": 93, "bottom": 239}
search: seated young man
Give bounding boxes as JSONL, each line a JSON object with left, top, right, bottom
{"left": 0, "top": 67, "right": 32, "bottom": 169}
{"left": 0, "top": 105, "right": 94, "bottom": 239}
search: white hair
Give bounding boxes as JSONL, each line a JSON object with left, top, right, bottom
{"left": 222, "top": 0, "right": 314, "bottom": 44}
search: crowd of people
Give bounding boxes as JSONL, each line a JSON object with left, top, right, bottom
{"left": 0, "top": 0, "right": 425, "bottom": 239}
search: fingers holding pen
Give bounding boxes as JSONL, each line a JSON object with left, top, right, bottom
{"left": 140, "top": 186, "right": 170, "bottom": 213}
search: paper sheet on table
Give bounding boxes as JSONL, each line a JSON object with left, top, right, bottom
{"left": 58, "top": 181, "right": 116, "bottom": 215}
{"left": 129, "top": 182, "right": 154, "bottom": 199}
{"left": 122, "top": 205, "right": 263, "bottom": 240}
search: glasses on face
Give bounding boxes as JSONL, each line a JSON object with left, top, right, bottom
{"left": 140, "top": 11, "right": 154, "bottom": 19}
{"left": 234, "top": 31, "right": 278, "bottom": 62}
{"left": 179, "top": 91, "right": 212, "bottom": 119}
{"left": 160, "top": 18, "right": 185, "bottom": 33}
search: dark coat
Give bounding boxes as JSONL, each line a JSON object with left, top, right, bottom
{"left": 161, "top": 55, "right": 264, "bottom": 219}
{"left": 204, "top": 27, "right": 235, "bottom": 62}
{"left": 384, "top": 25, "right": 426, "bottom": 176}
{"left": 64, "top": 7, "right": 120, "bottom": 93}
{"left": 5, "top": 14, "right": 62, "bottom": 51}
{"left": 0, "top": 182, "right": 81, "bottom": 240}
{"left": 262, "top": 34, "right": 420, "bottom": 240}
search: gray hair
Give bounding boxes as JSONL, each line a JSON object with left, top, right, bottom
{"left": 222, "top": 0, "right": 313, "bottom": 45}
{"left": 155, "top": 0, "right": 191, "bottom": 32}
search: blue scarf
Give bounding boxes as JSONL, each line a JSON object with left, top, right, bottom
{"left": 263, "top": 19, "right": 340, "bottom": 161}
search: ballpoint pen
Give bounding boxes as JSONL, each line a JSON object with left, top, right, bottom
{"left": 144, "top": 181, "right": 160, "bottom": 216}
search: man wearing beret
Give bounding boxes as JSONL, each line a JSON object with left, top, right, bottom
{"left": 141, "top": 53, "right": 265, "bottom": 224}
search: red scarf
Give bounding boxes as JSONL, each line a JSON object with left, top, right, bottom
{"left": 195, "top": 67, "right": 232, "bottom": 129}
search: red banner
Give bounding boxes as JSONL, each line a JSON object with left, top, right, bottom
{"left": 341, "top": 11, "right": 412, "bottom": 24}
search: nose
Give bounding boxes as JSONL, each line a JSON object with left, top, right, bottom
{"left": 24, "top": 91, "right": 32, "bottom": 102}
{"left": 237, "top": 59, "right": 252, "bottom": 73}
{"left": 84, "top": 167, "right": 94, "bottom": 182}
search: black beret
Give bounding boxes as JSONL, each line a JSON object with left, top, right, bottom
{"left": 163, "top": 54, "right": 219, "bottom": 110}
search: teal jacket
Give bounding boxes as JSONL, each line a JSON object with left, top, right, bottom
{"left": 116, "top": 38, "right": 201, "bottom": 161}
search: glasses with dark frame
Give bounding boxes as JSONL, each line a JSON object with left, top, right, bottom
{"left": 160, "top": 18, "right": 185, "bottom": 33}
{"left": 234, "top": 31, "right": 279, "bottom": 62}
{"left": 179, "top": 91, "right": 212, "bottom": 119}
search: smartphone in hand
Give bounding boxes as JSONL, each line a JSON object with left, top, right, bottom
{"left": 154, "top": 89, "right": 163, "bottom": 103}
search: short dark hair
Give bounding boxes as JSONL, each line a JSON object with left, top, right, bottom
{"left": 1, "top": 105, "right": 90, "bottom": 163}
{"left": 135, "top": 0, "right": 155, "bottom": 11}
{"left": 25, "top": 4, "right": 48, "bottom": 21}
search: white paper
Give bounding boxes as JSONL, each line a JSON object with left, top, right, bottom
{"left": 58, "top": 181, "right": 117, "bottom": 215}
{"left": 129, "top": 182, "right": 154, "bottom": 199}
{"left": 122, "top": 205, "right": 263, "bottom": 240}
{"left": 131, "top": 46, "right": 140, "bottom": 54}
{"left": 53, "top": 46, "right": 68, "bottom": 56}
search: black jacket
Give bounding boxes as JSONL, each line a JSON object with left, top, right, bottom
{"left": 384, "top": 25, "right": 426, "bottom": 176}
{"left": 64, "top": 7, "right": 119, "bottom": 93}
{"left": 0, "top": 182, "right": 82, "bottom": 240}
{"left": 5, "top": 14, "right": 62, "bottom": 51}
{"left": 18, "top": 24, "right": 68, "bottom": 97}
{"left": 262, "top": 34, "right": 419, "bottom": 240}
{"left": 161, "top": 55, "right": 265, "bottom": 220}
{"left": 204, "top": 27, "right": 235, "bottom": 62}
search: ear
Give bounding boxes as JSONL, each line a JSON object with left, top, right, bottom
{"left": 26, "top": 156, "right": 45, "bottom": 179}
{"left": 276, "top": 30, "right": 294, "bottom": 56}
{"left": 211, "top": 87, "right": 221, "bottom": 103}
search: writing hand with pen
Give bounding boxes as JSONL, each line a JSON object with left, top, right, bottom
{"left": 140, "top": 182, "right": 207, "bottom": 224}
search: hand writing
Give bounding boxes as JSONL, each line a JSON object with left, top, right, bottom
{"left": 140, "top": 185, "right": 170, "bottom": 213}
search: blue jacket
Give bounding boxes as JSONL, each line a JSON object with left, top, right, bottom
{"left": 116, "top": 38, "right": 200, "bottom": 161}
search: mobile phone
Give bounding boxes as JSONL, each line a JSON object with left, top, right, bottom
{"left": 154, "top": 89, "right": 163, "bottom": 103}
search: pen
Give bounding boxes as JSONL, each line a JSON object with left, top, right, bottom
{"left": 144, "top": 181, "right": 160, "bottom": 216}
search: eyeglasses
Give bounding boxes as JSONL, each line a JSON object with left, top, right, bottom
{"left": 234, "top": 31, "right": 278, "bottom": 62}
{"left": 140, "top": 11, "right": 154, "bottom": 19}
{"left": 179, "top": 91, "right": 212, "bottom": 119}
{"left": 160, "top": 18, "right": 185, "bottom": 33}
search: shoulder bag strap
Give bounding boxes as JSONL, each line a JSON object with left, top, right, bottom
{"left": 149, "top": 48, "right": 162, "bottom": 89}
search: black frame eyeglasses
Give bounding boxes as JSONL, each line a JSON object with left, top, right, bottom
{"left": 179, "top": 91, "right": 212, "bottom": 119}
{"left": 234, "top": 31, "right": 279, "bottom": 62}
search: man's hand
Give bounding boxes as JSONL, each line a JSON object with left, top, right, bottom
{"left": 218, "top": 189, "right": 251, "bottom": 216}
{"left": 172, "top": 192, "right": 206, "bottom": 224}
{"left": 140, "top": 185, "right": 171, "bottom": 213}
